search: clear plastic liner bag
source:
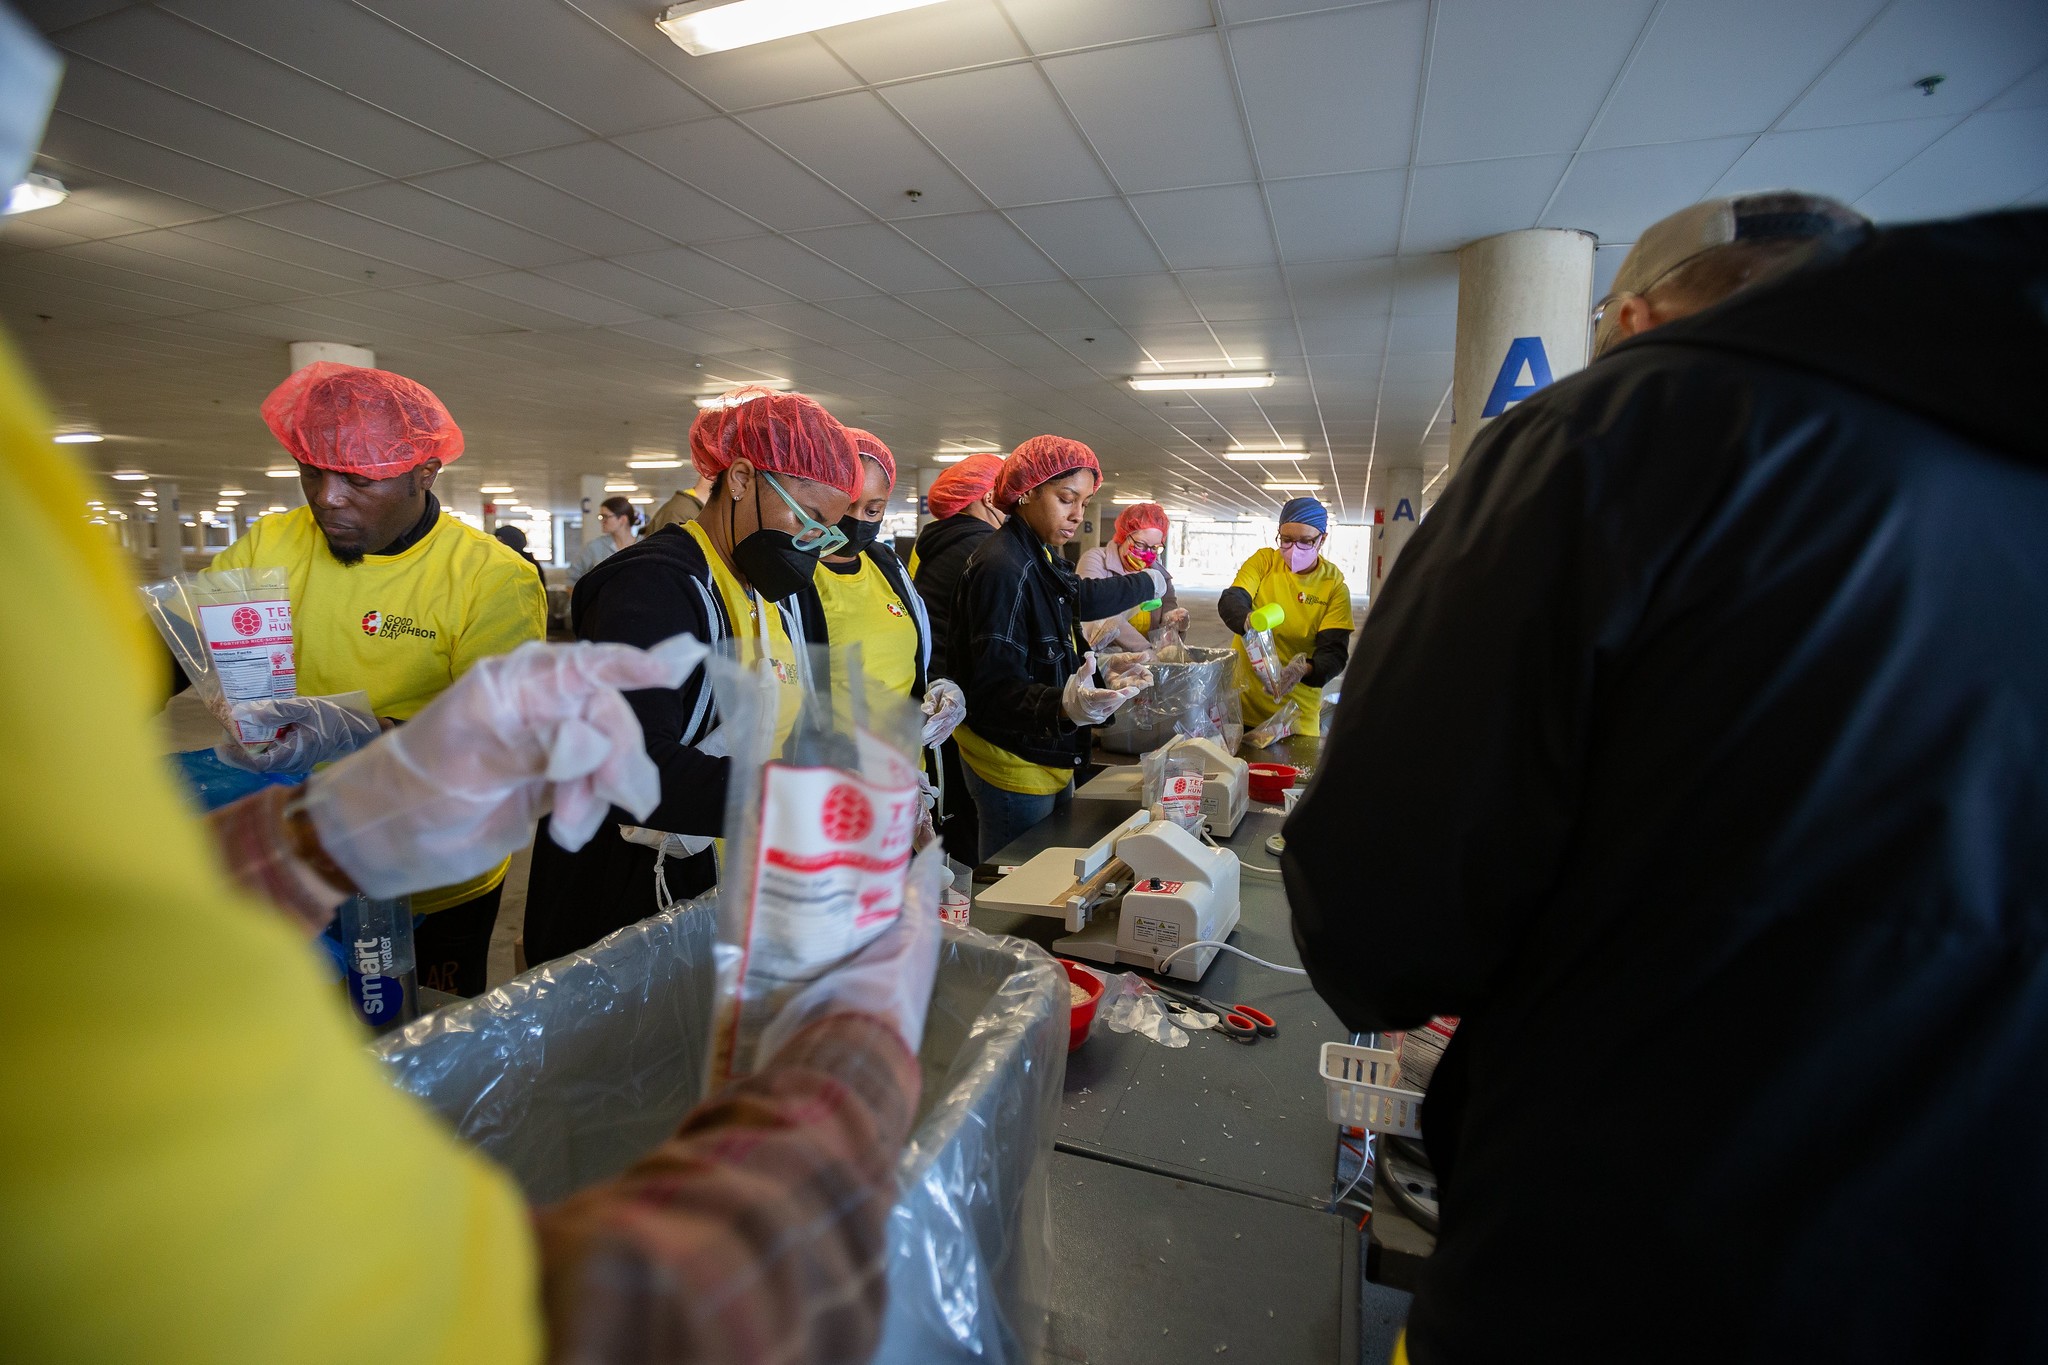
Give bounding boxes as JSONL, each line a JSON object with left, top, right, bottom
{"left": 141, "top": 567, "right": 296, "bottom": 744}
{"left": 1103, "top": 645, "right": 1241, "bottom": 755}
{"left": 1148, "top": 621, "right": 1191, "bottom": 664}
{"left": 1244, "top": 698, "right": 1302, "bottom": 751}
{"left": 703, "top": 639, "right": 928, "bottom": 1091}
{"left": 1096, "top": 972, "right": 1194, "bottom": 1047}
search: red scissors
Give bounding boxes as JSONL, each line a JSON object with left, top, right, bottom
{"left": 1155, "top": 986, "right": 1278, "bottom": 1044}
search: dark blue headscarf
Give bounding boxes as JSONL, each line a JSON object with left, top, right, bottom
{"left": 1279, "top": 496, "right": 1328, "bottom": 533}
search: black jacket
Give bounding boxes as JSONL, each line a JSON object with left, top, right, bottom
{"left": 1286, "top": 210, "right": 2048, "bottom": 1362}
{"left": 791, "top": 540, "right": 932, "bottom": 701}
{"left": 524, "top": 524, "right": 812, "bottom": 963}
{"left": 911, "top": 513, "right": 993, "bottom": 678}
{"left": 949, "top": 513, "right": 1155, "bottom": 770}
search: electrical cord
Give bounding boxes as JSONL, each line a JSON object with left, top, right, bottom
{"left": 1153, "top": 939, "right": 1307, "bottom": 976}
{"left": 1327, "top": 1132, "right": 1374, "bottom": 1214}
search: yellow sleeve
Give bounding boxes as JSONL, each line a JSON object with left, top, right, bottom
{"left": 208, "top": 521, "right": 258, "bottom": 573}
{"left": 0, "top": 337, "right": 540, "bottom": 1365}
{"left": 455, "top": 546, "right": 548, "bottom": 679}
{"left": 1323, "top": 571, "right": 1356, "bottom": 633}
{"left": 1232, "top": 548, "right": 1273, "bottom": 598}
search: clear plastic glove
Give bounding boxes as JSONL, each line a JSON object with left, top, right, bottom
{"left": 215, "top": 692, "right": 380, "bottom": 774}
{"left": 757, "top": 840, "right": 946, "bottom": 1059}
{"left": 1098, "top": 650, "right": 1154, "bottom": 692}
{"left": 299, "top": 635, "right": 707, "bottom": 898}
{"left": 1160, "top": 606, "right": 1190, "bottom": 633}
{"left": 1144, "top": 567, "right": 1168, "bottom": 597}
{"left": 1267, "top": 653, "right": 1311, "bottom": 699}
{"left": 919, "top": 678, "right": 966, "bottom": 748}
{"left": 1061, "top": 651, "right": 1143, "bottom": 726}
{"left": 1099, "top": 973, "right": 1190, "bottom": 1048}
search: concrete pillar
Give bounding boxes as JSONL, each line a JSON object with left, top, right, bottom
{"left": 153, "top": 481, "right": 185, "bottom": 577}
{"left": 916, "top": 466, "right": 945, "bottom": 529}
{"left": 1449, "top": 228, "right": 1595, "bottom": 478}
{"left": 1368, "top": 464, "right": 1424, "bottom": 612}
{"left": 288, "top": 341, "right": 374, "bottom": 373}
{"left": 578, "top": 475, "right": 609, "bottom": 549}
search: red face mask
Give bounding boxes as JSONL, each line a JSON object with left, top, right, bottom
{"left": 1122, "top": 541, "right": 1159, "bottom": 570}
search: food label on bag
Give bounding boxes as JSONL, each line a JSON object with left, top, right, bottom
{"left": 1396, "top": 1015, "right": 1459, "bottom": 1091}
{"left": 742, "top": 761, "right": 921, "bottom": 979}
{"left": 1161, "top": 771, "right": 1204, "bottom": 826}
{"left": 196, "top": 598, "right": 295, "bottom": 741}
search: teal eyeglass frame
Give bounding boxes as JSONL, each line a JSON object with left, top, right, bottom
{"left": 760, "top": 470, "right": 847, "bottom": 557}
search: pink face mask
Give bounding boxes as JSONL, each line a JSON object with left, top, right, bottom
{"left": 1281, "top": 541, "right": 1320, "bottom": 573}
{"left": 1123, "top": 542, "right": 1160, "bottom": 569}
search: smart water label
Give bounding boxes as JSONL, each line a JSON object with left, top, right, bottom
{"left": 196, "top": 597, "right": 295, "bottom": 741}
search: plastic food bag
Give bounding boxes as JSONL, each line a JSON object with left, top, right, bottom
{"left": 1141, "top": 745, "right": 1206, "bottom": 836}
{"left": 142, "top": 567, "right": 296, "bottom": 744}
{"left": 1148, "top": 620, "right": 1190, "bottom": 665}
{"left": 939, "top": 856, "right": 973, "bottom": 928}
{"left": 1096, "top": 972, "right": 1189, "bottom": 1048}
{"left": 1394, "top": 1016, "right": 1459, "bottom": 1091}
{"left": 1244, "top": 698, "right": 1301, "bottom": 751}
{"left": 703, "top": 641, "right": 928, "bottom": 1090}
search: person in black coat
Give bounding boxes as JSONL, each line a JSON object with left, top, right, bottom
{"left": 1285, "top": 201, "right": 2048, "bottom": 1362}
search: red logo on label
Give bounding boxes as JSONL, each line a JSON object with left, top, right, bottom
{"left": 819, "top": 784, "right": 874, "bottom": 843}
{"left": 361, "top": 611, "right": 381, "bottom": 635}
{"left": 230, "top": 606, "right": 262, "bottom": 637}
{"left": 885, "top": 601, "right": 906, "bottom": 617}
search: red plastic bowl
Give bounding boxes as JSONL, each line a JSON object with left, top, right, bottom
{"left": 1059, "top": 958, "right": 1105, "bottom": 1052}
{"left": 1247, "top": 762, "right": 1299, "bottom": 805}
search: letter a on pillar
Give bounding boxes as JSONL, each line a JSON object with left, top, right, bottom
{"left": 1480, "top": 336, "right": 1555, "bottom": 418}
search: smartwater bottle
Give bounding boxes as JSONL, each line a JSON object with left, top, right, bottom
{"left": 1241, "top": 602, "right": 1287, "bottom": 693}
{"left": 340, "top": 894, "right": 419, "bottom": 1033}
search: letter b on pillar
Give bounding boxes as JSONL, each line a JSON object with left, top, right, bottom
{"left": 1449, "top": 229, "right": 1595, "bottom": 478}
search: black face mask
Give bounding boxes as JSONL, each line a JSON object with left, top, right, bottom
{"left": 730, "top": 477, "right": 821, "bottom": 600}
{"left": 836, "top": 514, "right": 882, "bottom": 553}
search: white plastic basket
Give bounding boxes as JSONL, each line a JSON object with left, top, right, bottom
{"left": 1318, "top": 1042, "right": 1425, "bottom": 1138}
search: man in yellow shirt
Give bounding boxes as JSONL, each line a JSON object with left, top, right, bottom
{"left": 208, "top": 361, "right": 545, "bottom": 993}
{"left": 1219, "top": 496, "right": 1355, "bottom": 738}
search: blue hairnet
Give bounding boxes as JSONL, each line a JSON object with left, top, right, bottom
{"left": 1279, "top": 496, "right": 1328, "bottom": 533}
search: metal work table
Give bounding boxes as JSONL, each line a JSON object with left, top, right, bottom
{"left": 970, "top": 765, "right": 1395, "bottom": 1361}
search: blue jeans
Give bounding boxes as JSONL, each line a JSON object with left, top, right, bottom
{"left": 961, "top": 764, "right": 1074, "bottom": 864}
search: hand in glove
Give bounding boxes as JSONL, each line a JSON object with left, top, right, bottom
{"left": 297, "top": 635, "right": 707, "bottom": 898}
{"left": 1267, "top": 653, "right": 1312, "bottom": 699}
{"left": 1160, "top": 607, "right": 1190, "bottom": 633}
{"left": 215, "top": 692, "right": 381, "bottom": 774}
{"left": 1098, "top": 650, "right": 1154, "bottom": 692}
{"left": 919, "top": 678, "right": 966, "bottom": 748}
{"left": 1061, "top": 651, "right": 1143, "bottom": 727}
{"left": 757, "top": 840, "right": 947, "bottom": 1059}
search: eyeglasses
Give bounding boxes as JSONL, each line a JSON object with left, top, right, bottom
{"left": 761, "top": 471, "right": 847, "bottom": 556}
{"left": 1278, "top": 532, "right": 1325, "bottom": 548}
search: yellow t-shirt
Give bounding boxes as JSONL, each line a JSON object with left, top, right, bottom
{"left": 812, "top": 555, "right": 920, "bottom": 735}
{"left": 685, "top": 519, "right": 803, "bottom": 749}
{"left": 0, "top": 335, "right": 537, "bottom": 1360}
{"left": 1229, "top": 546, "right": 1355, "bottom": 737}
{"left": 213, "top": 506, "right": 546, "bottom": 912}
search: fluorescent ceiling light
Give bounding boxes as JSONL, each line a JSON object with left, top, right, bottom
{"left": 479, "top": 484, "right": 516, "bottom": 494}
{"left": 265, "top": 504, "right": 287, "bottom": 514}
{"left": 626, "top": 496, "right": 656, "bottom": 505}
{"left": 110, "top": 469, "right": 149, "bottom": 481}
{"left": 656, "top": 0, "right": 947, "bottom": 56}
{"left": 265, "top": 467, "right": 298, "bottom": 478}
{"left": 1263, "top": 480, "right": 1324, "bottom": 491}
{"left": 5, "top": 173, "right": 67, "bottom": 216}
{"left": 1223, "top": 449, "right": 1307, "bottom": 461}
{"left": 604, "top": 482, "right": 638, "bottom": 492}
{"left": 218, "top": 488, "right": 245, "bottom": 498}
{"left": 1109, "top": 495, "right": 1153, "bottom": 505}
{"left": 1129, "top": 372, "right": 1275, "bottom": 392}
{"left": 933, "top": 453, "right": 973, "bottom": 464}
{"left": 627, "top": 457, "right": 684, "bottom": 469}
{"left": 54, "top": 430, "right": 103, "bottom": 444}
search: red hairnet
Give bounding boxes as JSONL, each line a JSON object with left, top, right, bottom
{"left": 845, "top": 426, "right": 897, "bottom": 493}
{"left": 261, "top": 362, "right": 463, "bottom": 478}
{"left": 994, "top": 435, "right": 1100, "bottom": 512}
{"left": 926, "top": 454, "right": 1003, "bottom": 519}
{"left": 1114, "top": 502, "right": 1169, "bottom": 543}
{"left": 687, "top": 387, "right": 861, "bottom": 500}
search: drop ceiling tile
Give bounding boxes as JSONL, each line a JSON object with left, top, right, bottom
{"left": 247, "top": 200, "right": 503, "bottom": 280}
{"left": 38, "top": 113, "right": 295, "bottom": 214}
{"left": 1129, "top": 184, "right": 1274, "bottom": 269}
{"left": 1383, "top": 352, "right": 1454, "bottom": 386}
{"left": 400, "top": 281, "right": 584, "bottom": 332}
{"left": 615, "top": 118, "right": 866, "bottom": 231}
{"left": 353, "top": 0, "right": 713, "bottom": 135}
{"left": 1391, "top": 253, "right": 1459, "bottom": 314}
{"left": 884, "top": 64, "right": 1116, "bottom": 207}
{"left": 0, "top": 220, "right": 88, "bottom": 252}
{"left": 1419, "top": 0, "right": 1657, "bottom": 163}
{"left": 409, "top": 163, "right": 669, "bottom": 257}
{"left": 654, "top": 32, "right": 861, "bottom": 111}
{"left": 53, "top": 5, "right": 474, "bottom": 176}
{"left": 532, "top": 258, "right": 717, "bottom": 317}
{"left": 894, "top": 286, "right": 1033, "bottom": 334}
{"left": 609, "top": 247, "right": 793, "bottom": 308}
{"left": 56, "top": 239, "right": 309, "bottom": 305}
{"left": 1177, "top": 266, "right": 1291, "bottom": 321}
{"left": 982, "top": 281, "right": 1120, "bottom": 332}
{"left": 1708, "top": 117, "right": 1961, "bottom": 207}
{"left": 1042, "top": 34, "right": 1257, "bottom": 193}
{"left": 87, "top": 227, "right": 350, "bottom": 294}
{"left": 1229, "top": 2, "right": 1426, "bottom": 177}
{"left": 1007, "top": 0, "right": 1216, "bottom": 54}
{"left": 1540, "top": 136, "right": 1751, "bottom": 242}
{"left": 1402, "top": 153, "right": 1571, "bottom": 254}
{"left": 1265, "top": 168, "right": 1406, "bottom": 262}
{"left": 11, "top": 251, "right": 260, "bottom": 312}
{"left": 505, "top": 142, "right": 759, "bottom": 242}
{"left": 741, "top": 301, "right": 887, "bottom": 346}
{"left": 1078, "top": 273, "right": 1204, "bottom": 327}
{"left": 1783, "top": 0, "right": 2048, "bottom": 131}
{"left": 1591, "top": 242, "right": 1629, "bottom": 297}
{"left": 785, "top": 224, "right": 963, "bottom": 292}
{"left": 1589, "top": 0, "right": 1885, "bottom": 148}
{"left": 1856, "top": 105, "right": 2048, "bottom": 220}
{"left": 463, "top": 270, "right": 653, "bottom": 326}
{"left": 1388, "top": 313, "right": 1455, "bottom": 351}
{"left": 819, "top": 0, "right": 1027, "bottom": 82}
{"left": 323, "top": 182, "right": 585, "bottom": 269}
{"left": 172, "top": 216, "right": 437, "bottom": 286}
{"left": 609, "top": 315, "right": 754, "bottom": 356}
{"left": 1284, "top": 257, "right": 1399, "bottom": 316}
{"left": 1297, "top": 312, "right": 1390, "bottom": 356}
{"left": 1989, "top": 61, "right": 2048, "bottom": 110}
{"left": 823, "top": 293, "right": 958, "bottom": 339}
{"left": 1006, "top": 199, "right": 1168, "bottom": 277}
{"left": 1040, "top": 327, "right": 1146, "bottom": 370}
{"left": 8, "top": 186, "right": 194, "bottom": 241}
{"left": 976, "top": 331, "right": 1083, "bottom": 367}
{"left": 697, "top": 236, "right": 875, "bottom": 300}
{"left": 741, "top": 92, "right": 985, "bottom": 219}
{"left": 895, "top": 212, "right": 1063, "bottom": 285}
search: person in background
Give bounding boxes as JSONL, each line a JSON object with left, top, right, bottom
{"left": 493, "top": 523, "right": 548, "bottom": 591}
{"left": 1217, "top": 495, "right": 1353, "bottom": 740}
{"left": 1077, "top": 501, "right": 1189, "bottom": 650}
{"left": 949, "top": 437, "right": 1162, "bottom": 862}
{"left": 908, "top": 451, "right": 1005, "bottom": 864}
{"left": 568, "top": 495, "right": 639, "bottom": 585}
{"left": 522, "top": 388, "right": 860, "bottom": 963}
{"left": 1283, "top": 199, "right": 2048, "bottom": 1363}
{"left": 203, "top": 361, "right": 546, "bottom": 996}
{"left": 792, "top": 427, "right": 966, "bottom": 761}
{"left": 646, "top": 487, "right": 704, "bottom": 534}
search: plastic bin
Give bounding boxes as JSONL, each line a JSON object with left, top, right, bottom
{"left": 374, "top": 899, "right": 1066, "bottom": 1365}
{"left": 1318, "top": 1041, "right": 1426, "bottom": 1138}
{"left": 1096, "top": 646, "right": 1241, "bottom": 754}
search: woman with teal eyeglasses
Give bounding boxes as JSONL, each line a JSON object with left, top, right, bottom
{"left": 524, "top": 387, "right": 863, "bottom": 962}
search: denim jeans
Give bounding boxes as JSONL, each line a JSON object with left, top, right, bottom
{"left": 961, "top": 763, "right": 1074, "bottom": 864}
